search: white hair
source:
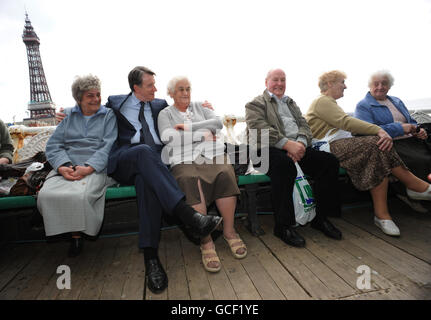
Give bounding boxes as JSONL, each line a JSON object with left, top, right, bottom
{"left": 167, "top": 76, "right": 191, "bottom": 97}
{"left": 265, "top": 68, "right": 285, "bottom": 80}
{"left": 368, "top": 70, "right": 394, "bottom": 88}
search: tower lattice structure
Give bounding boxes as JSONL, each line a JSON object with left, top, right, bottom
{"left": 22, "top": 13, "right": 55, "bottom": 121}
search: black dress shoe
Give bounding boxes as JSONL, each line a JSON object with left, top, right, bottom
{"left": 274, "top": 225, "right": 306, "bottom": 247}
{"left": 178, "top": 224, "right": 201, "bottom": 245}
{"left": 68, "top": 237, "right": 83, "bottom": 257}
{"left": 145, "top": 258, "right": 168, "bottom": 294}
{"left": 188, "top": 212, "right": 223, "bottom": 238}
{"left": 311, "top": 218, "right": 342, "bottom": 240}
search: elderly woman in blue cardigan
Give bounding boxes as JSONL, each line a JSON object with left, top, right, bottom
{"left": 355, "top": 70, "right": 431, "bottom": 212}
{"left": 37, "top": 75, "right": 117, "bottom": 257}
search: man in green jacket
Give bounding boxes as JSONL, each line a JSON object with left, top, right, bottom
{"left": 245, "top": 69, "right": 342, "bottom": 247}
{"left": 0, "top": 119, "right": 14, "bottom": 164}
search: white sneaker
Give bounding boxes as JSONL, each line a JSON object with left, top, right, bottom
{"left": 406, "top": 185, "right": 431, "bottom": 201}
{"left": 396, "top": 194, "right": 429, "bottom": 213}
{"left": 374, "top": 217, "right": 401, "bottom": 236}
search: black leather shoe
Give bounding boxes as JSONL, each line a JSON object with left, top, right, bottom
{"left": 178, "top": 224, "right": 201, "bottom": 245}
{"left": 274, "top": 226, "right": 306, "bottom": 247}
{"left": 188, "top": 212, "right": 223, "bottom": 238}
{"left": 145, "top": 258, "right": 168, "bottom": 294}
{"left": 311, "top": 218, "right": 342, "bottom": 240}
{"left": 68, "top": 237, "right": 83, "bottom": 257}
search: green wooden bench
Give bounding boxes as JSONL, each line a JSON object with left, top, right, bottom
{"left": 237, "top": 174, "right": 271, "bottom": 235}
{"left": 0, "top": 169, "right": 347, "bottom": 238}
{"left": 0, "top": 179, "right": 265, "bottom": 234}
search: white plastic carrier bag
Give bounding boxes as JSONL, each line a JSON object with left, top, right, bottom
{"left": 293, "top": 162, "right": 316, "bottom": 225}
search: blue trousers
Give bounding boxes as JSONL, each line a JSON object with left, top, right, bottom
{"left": 110, "top": 144, "right": 184, "bottom": 248}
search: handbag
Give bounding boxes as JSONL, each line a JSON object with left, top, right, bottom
{"left": 0, "top": 151, "right": 47, "bottom": 178}
{"left": 292, "top": 162, "right": 316, "bottom": 225}
{"left": 224, "top": 143, "right": 250, "bottom": 176}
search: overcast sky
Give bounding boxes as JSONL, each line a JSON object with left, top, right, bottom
{"left": 1, "top": 0, "right": 431, "bottom": 123}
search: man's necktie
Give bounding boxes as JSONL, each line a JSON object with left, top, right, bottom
{"left": 139, "top": 101, "right": 156, "bottom": 147}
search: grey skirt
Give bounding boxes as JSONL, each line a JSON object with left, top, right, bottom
{"left": 330, "top": 135, "right": 407, "bottom": 191}
{"left": 171, "top": 155, "right": 240, "bottom": 206}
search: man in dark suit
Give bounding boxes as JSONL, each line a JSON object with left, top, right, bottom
{"left": 105, "top": 66, "right": 222, "bottom": 294}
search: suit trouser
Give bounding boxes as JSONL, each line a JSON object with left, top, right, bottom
{"left": 266, "top": 147, "right": 341, "bottom": 227}
{"left": 110, "top": 144, "right": 184, "bottom": 248}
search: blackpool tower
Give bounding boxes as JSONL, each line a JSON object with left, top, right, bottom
{"left": 22, "top": 13, "right": 56, "bottom": 124}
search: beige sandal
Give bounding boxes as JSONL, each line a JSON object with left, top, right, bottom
{"left": 200, "top": 246, "right": 221, "bottom": 273}
{"left": 224, "top": 234, "right": 247, "bottom": 259}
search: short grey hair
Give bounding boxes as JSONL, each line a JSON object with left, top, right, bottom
{"left": 368, "top": 70, "right": 394, "bottom": 88}
{"left": 167, "top": 76, "right": 191, "bottom": 97}
{"left": 71, "top": 74, "right": 101, "bottom": 104}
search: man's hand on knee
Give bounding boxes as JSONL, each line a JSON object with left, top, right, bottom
{"left": 283, "top": 140, "right": 305, "bottom": 162}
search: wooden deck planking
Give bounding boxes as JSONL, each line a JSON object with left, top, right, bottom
{"left": 77, "top": 237, "right": 119, "bottom": 300}
{"left": 333, "top": 226, "right": 429, "bottom": 299}
{"left": 258, "top": 217, "right": 356, "bottom": 300}
{"left": 333, "top": 218, "right": 431, "bottom": 287}
{"left": 0, "top": 199, "right": 430, "bottom": 300}
{"left": 331, "top": 219, "right": 431, "bottom": 299}
{"left": 342, "top": 205, "right": 431, "bottom": 264}
{"left": 99, "top": 236, "right": 136, "bottom": 299}
{"left": 120, "top": 235, "right": 146, "bottom": 300}
{"left": 204, "top": 236, "right": 238, "bottom": 300}
{"left": 164, "top": 228, "right": 191, "bottom": 300}
{"left": 37, "top": 240, "right": 103, "bottom": 300}
{"left": 0, "top": 243, "right": 43, "bottom": 293}
{"left": 216, "top": 232, "right": 262, "bottom": 300}
{"left": 238, "top": 222, "right": 310, "bottom": 300}
{"left": 56, "top": 238, "right": 106, "bottom": 300}
{"left": 299, "top": 222, "right": 428, "bottom": 300}
{"left": 238, "top": 252, "right": 285, "bottom": 300}
{"left": 299, "top": 222, "right": 384, "bottom": 294}
{"left": 2, "top": 242, "right": 64, "bottom": 300}
{"left": 180, "top": 231, "right": 213, "bottom": 300}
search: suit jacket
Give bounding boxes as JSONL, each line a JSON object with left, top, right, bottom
{"left": 106, "top": 93, "right": 168, "bottom": 175}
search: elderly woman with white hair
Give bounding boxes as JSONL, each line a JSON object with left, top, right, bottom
{"left": 37, "top": 75, "right": 117, "bottom": 257}
{"left": 305, "top": 70, "right": 431, "bottom": 237}
{"left": 355, "top": 70, "right": 431, "bottom": 212}
{"left": 157, "top": 76, "right": 247, "bottom": 273}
